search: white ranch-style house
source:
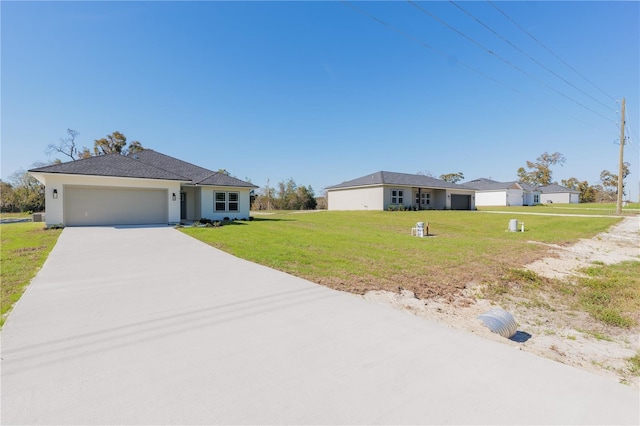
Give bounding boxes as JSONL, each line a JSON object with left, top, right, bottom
{"left": 326, "top": 171, "right": 476, "bottom": 211}
{"left": 463, "top": 178, "right": 540, "bottom": 207}
{"left": 464, "top": 178, "right": 580, "bottom": 206}
{"left": 539, "top": 184, "right": 581, "bottom": 204}
{"left": 29, "top": 150, "right": 257, "bottom": 227}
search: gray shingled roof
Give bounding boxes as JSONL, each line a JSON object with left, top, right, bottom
{"left": 463, "top": 178, "right": 539, "bottom": 192}
{"left": 327, "top": 171, "right": 474, "bottom": 190}
{"left": 539, "top": 184, "right": 579, "bottom": 194}
{"left": 29, "top": 150, "right": 257, "bottom": 188}
{"left": 463, "top": 178, "right": 514, "bottom": 191}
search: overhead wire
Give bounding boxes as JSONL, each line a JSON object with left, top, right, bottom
{"left": 406, "top": 0, "right": 617, "bottom": 125}
{"left": 339, "top": 0, "right": 520, "bottom": 95}
{"left": 487, "top": 0, "right": 618, "bottom": 104}
{"left": 623, "top": 108, "right": 640, "bottom": 155}
{"left": 338, "top": 0, "right": 614, "bottom": 135}
{"left": 448, "top": 0, "right": 616, "bottom": 113}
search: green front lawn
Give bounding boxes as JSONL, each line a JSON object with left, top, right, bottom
{"left": 181, "top": 211, "right": 620, "bottom": 298}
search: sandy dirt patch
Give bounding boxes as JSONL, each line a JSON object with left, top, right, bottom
{"left": 363, "top": 216, "right": 640, "bottom": 388}
{"left": 525, "top": 216, "right": 639, "bottom": 279}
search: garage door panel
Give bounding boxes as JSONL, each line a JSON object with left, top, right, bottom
{"left": 65, "top": 186, "right": 168, "bottom": 226}
{"left": 451, "top": 194, "right": 471, "bottom": 210}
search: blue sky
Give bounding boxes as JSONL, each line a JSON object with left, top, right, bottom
{"left": 2, "top": 1, "right": 639, "bottom": 200}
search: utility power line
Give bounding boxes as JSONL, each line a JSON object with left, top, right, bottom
{"left": 448, "top": 0, "right": 616, "bottom": 113}
{"left": 487, "top": 0, "right": 618, "bottom": 104}
{"left": 339, "top": 1, "right": 615, "bottom": 135}
{"left": 339, "top": 0, "right": 519, "bottom": 95}
{"left": 407, "top": 0, "right": 617, "bottom": 125}
{"left": 623, "top": 111, "right": 640, "bottom": 155}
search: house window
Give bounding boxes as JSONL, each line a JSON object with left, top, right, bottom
{"left": 391, "top": 189, "right": 404, "bottom": 205}
{"left": 215, "top": 192, "right": 226, "bottom": 211}
{"left": 214, "top": 191, "right": 240, "bottom": 212}
{"left": 533, "top": 194, "right": 540, "bottom": 204}
{"left": 421, "top": 193, "right": 430, "bottom": 206}
{"left": 229, "top": 192, "right": 239, "bottom": 211}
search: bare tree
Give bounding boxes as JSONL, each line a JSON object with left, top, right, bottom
{"left": 47, "top": 129, "right": 82, "bottom": 161}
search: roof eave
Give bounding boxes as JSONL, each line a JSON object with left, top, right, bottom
{"left": 28, "top": 170, "right": 190, "bottom": 183}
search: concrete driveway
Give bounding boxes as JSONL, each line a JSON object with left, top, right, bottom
{"left": 1, "top": 226, "right": 638, "bottom": 425}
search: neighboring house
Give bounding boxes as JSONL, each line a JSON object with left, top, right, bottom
{"left": 29, "top": 150, "right": 257, "bottom": 226}
{"left": 326, "top": 171, "right": 476, "bottom": 211}
{"left": 539, "top": 184, "right": 580, "bottom": 204}
{"left": 463, "top": 178, "right": 540, "bottom": 207}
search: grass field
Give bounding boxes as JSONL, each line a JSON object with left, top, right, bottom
{"left": 478, "top": 202, "right": 640, "bottom": 216}
{"left": 181, "top": 210, "right": 620, "bottom": 299}
{"left": 0, "top": 223, "right": 62, "bottom": 327}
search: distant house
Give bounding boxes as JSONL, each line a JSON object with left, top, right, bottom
{"left": 463, "top": 178, "right": 540, "bottom": 207}
{"left": 326, "top": 171, "right": 476, "bottom": 211}
{"left": 29, "top": 150, "right": 257, "bottom": 226}
{"left": 539, "top": 184, "right": 580, "bottom": 204}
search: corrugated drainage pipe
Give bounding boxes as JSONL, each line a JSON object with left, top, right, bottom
{"left": 478, "top": 308, "right": 518, "bottom": 338}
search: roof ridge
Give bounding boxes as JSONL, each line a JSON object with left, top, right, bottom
{"left": 194, "top": 171, "right": 221, "bottom": 185}
{"left": 128, "top": 151, "right": 193, "bottom": 181}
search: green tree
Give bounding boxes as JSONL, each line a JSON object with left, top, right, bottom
{"left": 517, "top": 152, "right": 566, "bottom": 186}
{"left": 9, "top": 169, "right": 45, "bottom": 212}
{"left": 578, "top": 183, "right": 598, "bottom": 203}
{"left": 93, "top": 131, "right": 144, "bottom": 156}
{"left": 600, "top": 162, "right": 631, "bottom": 199}
{"left": 561, "top": 177, "right": 598, "bottom": 203}
{"left": 439, "top": 172, "right": 464, "bottom": 183}
{"left": 275, "top": 178, "right": 296, "bottom": 210}
{"left": 296, "top": 185, "right": 317, "bottom": 210}
{"left": 1, "top": 181, "right": 17, "bottom": 212}
{"left": 268, "top": 178, "right": 318, "bottom": 210}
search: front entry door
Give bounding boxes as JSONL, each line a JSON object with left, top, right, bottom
{"left": 180, "top": 192, "right": 187, "bottom": 220}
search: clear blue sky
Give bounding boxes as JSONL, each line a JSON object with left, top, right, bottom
{"left": 2, "top": 1, "right": 639, "bottom": 200}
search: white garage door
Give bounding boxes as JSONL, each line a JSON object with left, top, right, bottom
{"left": 64, "top": 186, "right": 168, "bottom": 226}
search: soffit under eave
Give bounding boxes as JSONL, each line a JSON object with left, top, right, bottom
{"left": 28, "top": 171, "right": 190, "bottom": 184}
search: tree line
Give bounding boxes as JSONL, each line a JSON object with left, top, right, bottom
{"left": 516, "top": 151, "right": 630, "bottom": 203}
{"left": 251, "top": 178, "right": 320, "bottom": 211}
{"left": 435, "top": 151, "right": 631, "bottom": 203}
